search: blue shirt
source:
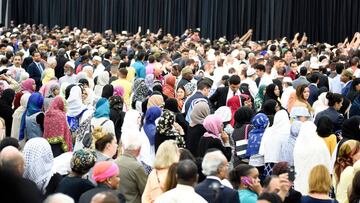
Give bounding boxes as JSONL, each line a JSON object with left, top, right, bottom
{"left": 132, "top": 61, "right": 146, "bottom": 79}
{"left": 301, "top": 196, "right": 338, "bottom": 203}
{"left": 239, "top": 189, "right": 257, "bottom": 203}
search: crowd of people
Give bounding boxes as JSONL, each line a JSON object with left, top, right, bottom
{"left": 0, "top": 23, "right": 360, "bottom": 203}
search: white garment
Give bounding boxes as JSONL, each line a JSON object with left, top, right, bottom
{"left": 59, "top": 74, "right": 77, "bottom": 85}
{"left": 11, "top": 93, "right": 30, "bottom": 140}
{"left": 94, "top": 71, "right": 110, "bottom": 98}
{"left": 270, "top": 67, "right": 278, "bottom": 79}
{"left": 281, "top": 86, "right": 295, "bottom": 109}
{"left": 241, "top": 78, "right": 258, "bottom": 98}
{"left": 293, "top": 121, "right": 331, "bottom": 195}
{"left": 226, "top": 87, "right": 240, "bottom": 103}
{"left": 259, "top": 74, "right": 273, "bottom": 87}
{"left": 329, "top": 74, "right": 343, "bottom": 94}
{"left": 52, "top": 152, "right": 72, "bottom": 176}
{"left": 312, "top": 92, "right": 329, "bottom": 117}
{"left": 259, "top": 110, "right": 290, "bottom": 163}
{"left": 91, "top": 117, "right": 116, "bottom": 138}
{"left": 155, "top": 184, "right": 207, "bottom": 203}
{"left": 66, "top": 86, "right": 87, "bottom": 117}
{"left": 139, "top": 128, "right": 155, "bottom": 166}
{"left": 93, "top": 63, "right": 106, "bottom": 79}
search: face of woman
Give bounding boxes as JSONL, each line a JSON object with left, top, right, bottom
{"left": 81, "top": 90, "right": 88, "bottom": 102}
{"left": 176, "top": 88, "right": 185, "bottom": 100}
{"left": 53, "top": 88, "right": 60, "bottom": 96}
{"left": 32, "top": 83, "right": 36, "bottom": 91}
{"left": 108, "top": 174, "right": 120, "bottom": 190}
{"left": 107, "top": 138, "right": 118, "bottom": 157}
{"left": 334, "top": 100, "right": 343, "bottom": 111}
{"left": 303, "top": 87, "right": 310, "bottom": 100}
{"left": 248, "top": 168, "right": 260, "bottom": 184}
{"left": 274, "top": 86, "right": 280, "bottom": 97}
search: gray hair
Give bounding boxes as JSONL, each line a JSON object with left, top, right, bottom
{"left": 122, "top": 131, "right": 142, "bottom": 151}
{"left": 202, "top": 151, "right": 227, "bottom": 176}
{"left": 44, "top": 193, "right": 74, "bottom": 203}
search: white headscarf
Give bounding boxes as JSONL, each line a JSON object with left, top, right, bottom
{"left": 293, "top": 121, "right": 331, "bottom": 195}
{"left": 23, "top": 137, "right": 54, "bottom": 194}
{"left": 312, "top": 92, "right": 329, "bottom": 117}
{"left": 11, "top": 93, "right": 31, "bottom": 139}
{"left": 121, "top": 109, "right": 141, "bottom": 144}
{"left": 259, "top": 110, "right": 290, "bottom": 163}
{"left": 66, "top": 86, "right": 87, "bottom": 117}
{"left": 94, "top": 71, "right": 109, "bottom": 97}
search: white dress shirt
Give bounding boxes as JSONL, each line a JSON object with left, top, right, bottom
{"left": 155, "top": 184, "right": 207, "bottom": 203}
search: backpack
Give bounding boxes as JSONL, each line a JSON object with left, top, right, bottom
{"left": 82, "top": 118, "right": 109, "bottom": 148}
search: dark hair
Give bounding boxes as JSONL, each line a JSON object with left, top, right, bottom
{"left": 78, "top": 78, "right": 89, "bottom": 87}
{"left": 349, "top": 171, "right": 360, "bottom": 203}
{"left": 177, "top": 160, "right": 198, "bottom": 183}
{"left": 289, "top": 61, "right": 297, "bottom": 66}
{"left": 197, "top": 80, "right": 211, "bottom": 90}
{"left": 0, "top": 137, "right": 20, "bottom": 151}
{"left": 296, "top": 84, "right": 309, "bottom": 103}
{"left": 350, "top": 57, "right": 359, "bottom": 66}
{"left": 308, "top": 73, "right": 319, "bottom": 83}
{"left": 136, "top": 51, "right": 146, "bottom": 61}
{"left": 104, "top": 51, "right": 112, "bottom": 59}
{"left": 255, "top": 64, "right": 265, "bottom": 72}
{"left": 326, "top": 92, "right": 343, "bottom": 106}
{"left": 119, "top": 68, "right": 128, "bottom": 76}
{"left": 299, "top": 67, "right": 307, "bottom": 76}
{"left": 179, "top": 148, "right": 196, "bottom": 161}
{"left": 229, "top": 75, "right": 241, "bottom": 85}
{"left": 148, "top": 55, "right": 155, "bottom": 63}
{"left": 92, "top": 128, "right": 115, "bottom": 152}
{"left": 229, "top": 164, "right": 255, "bottom": 189}
{"left": 258, "top": 192, "right": 282, "bottom": 203}
{"left": 316, "top": 116, "right": 334, "bottom": 137}
{"left": 271, "top": 162, "right": 289, "bottom": 176}
{"left": 335, "top": 63, "right": 344, "bottom": 75}
{"left": 263, "top": 175, "right": 279, "bottom": 189}
{"left": 31, "top": 50, "right": 40, "bottom": 57}
{"left": 96, "top": 192, "right": 119, "bottom": 203}
{"left": 352, "top": 78, "right": 360, "bottom": 91}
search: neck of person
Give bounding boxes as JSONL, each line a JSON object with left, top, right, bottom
{"left": 309, "top": 193, "right": 331, "bottom": 200}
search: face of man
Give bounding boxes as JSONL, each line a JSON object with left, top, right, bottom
{"left": 291, "top": 63, "right": 298, "bottom": 73}
{"left": 229, "top": 83, "right": 240, "bottom": 92}
{"left": 256, "top": 69, "right": 264, "bottom": 78}
{"left": 33, "top": 53, "right": 41, "bottom": 62}
{"left": 184, "top": 72, "right": 194, "bottom": 81}
{"left": 64, "top": 65, "right": 73, "bottom": 76}
{"left": 13, "top": 56, "right": 22, "bottom": 67}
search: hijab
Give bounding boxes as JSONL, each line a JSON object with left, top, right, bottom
{"left": 132, "top": 78, "right": 148, "bottom": 103}
{"left": 316, "top": 116, "right": 334, "bottom": 137}
{"left": 280, "top": 121, "right": 303, "bottom": 165}
{"left": 0, "top": 88, "right": 15, "bottom": 106}
{"left": 66, "top": 86, "right": 87, "bottom": 117}
{"left": 164, "top": 98, "right": 180, "bottom": 113}
{"left": 261, "top": 99, "right": 278, "bottom": 115}
{"left": 101, "top": 84, "right": 114, "bottom": 99}
{"left": 157, "top": 110, "right": 176, "bottom": 134}
{"left": 39, "top": 79, "right": 58, "bottom": 97}
{"left": 121, "top": 109, "right": 141, "bottom": 134}
{"left": 23, "top": 137, "right": 54, "bottom": 193}
{"left": 145, "top": 74, "right": 154, "bottom": 91}
{"left": 163, "top": 75, "right": 176, "bottom": 98}
{"left": 21, "top": 78, "right": 35, "bottom": 93}
{"left": 245, "top": 113, "right": 269, "bottom": 157}
{"left": 143, "top": 106, "right": 162, "bottom": 145}
{"left": 341, "top": 116, "right": 360, "bottom": 141}
{"left": 234, "top": 107, "right": 254, "bottom": 128}
{"left": 47, "top": 83, "right": 60, "bottom": 98}
{"left": 190, "top": 102, "right": 210, "bottom": 127}
{"left": 19, "top": 92, "right": 44, "bottom": 140}
{"left": 264, "top": 83, "right": 279, "bottom": 101}
{"left": 11, "top": 93, "right": 30, "bottom": 139}
{"left": 109, "top": 95, "right": 124, "bottom": 112}
{"left": 203, "top": 115, "right": 223, "bottom": 139}
{"left": 227, "top": 95, "right": 243, "bottom": 126}
{"left": 94, "top": 98, "right": 110, "bottom": 118}
{"left": 94, "top": 71, "right": 109, "bottom": 97}
{"left": 313, "top": 92, "right": 329, "bottom": 116}
{"left": 44, "top": 96, "right": 72, "bottom": 152}
{"left": 255, "top": 85, "right": 267, "bottom": 101}
{"left": 113, "top": 86, "right": 124, "bottom": 97}
{"left": 0, "top": 80, "right": 9, "bottom": 96}
{"left": 147, "top": 94, "right": 164, "bottom": 109}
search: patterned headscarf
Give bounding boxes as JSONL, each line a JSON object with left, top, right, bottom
{"left": 113, "top": 86, "right": 124, "bottom": 97}
{"left": 70, "top": 149, "right": 96, "bottom": 174}
{"left": 132, "top": 78, "right": 148, "bottom": 103}
{"left": 23, "top": 137, "right": 54, "bottom": 194}
{"left": 156, "top": 110, "right": 186, "bottom": 148}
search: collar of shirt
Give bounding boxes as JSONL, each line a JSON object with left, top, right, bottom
{"left": 175, "top": 184, "right": 196, "bottom": 191}
{"left": 207, "top": 176, "right": 222, "bottom": 182}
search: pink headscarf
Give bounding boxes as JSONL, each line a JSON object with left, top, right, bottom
{"left": 21, "top": 78, "right": 35, "bottom": 93}
{"left": 92, "top": 161, "right": 119, "bottom": 183}
{"left": 113, "top": 86, "right": 124, "bottom": 97}
{"left": 39, "top": 79, "right": 58, "bottom": 97}
{"left": 203, "top": 115, "right": 223, "bottom": 139}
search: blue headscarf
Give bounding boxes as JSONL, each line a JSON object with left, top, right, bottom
{"left": 19, "top": 92, "right": 44, "bottom": 140}
{"left": 246, "top": 113, "right": 269, "bottom": 157}
{"left": 143, "top": 106, "right": 162, "bottom": 145}
{"left": 94, "top": 98, "right": 110, "bottom": 118}
{"left": 279, "top": 121, "right": 302, "bottom": 165}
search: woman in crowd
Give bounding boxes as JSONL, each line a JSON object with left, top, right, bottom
{"left": 56, "top": 149, "right": 96, "bottom": 202}
{"left": 147, "top": 94, "right": 164, "bottom": 110}
{"left": 131, "top": 78, "right": 149, "bottom": 111}
{"left": 101, "top": 84, "right": 114, "bottom": 100}
{"left": 142, "top": 140, "right": 179, "bottom": 203}
{"left": 0, "top": 89, "right": 15, "bottom": 138}
{"left": 314, "top": 92, "right": 344, "bottom": 134}
{"left": 92, "top": 127, "right": 118, "bottom": 162}
{"left": 264, "top": 83, "right": 282, "bottom": 107}
{"left": 288, "top": 84, "right": 312, "bottom": 116}
{"left": 333, "top": 140, "right": 360, "bottom": 203}
{"left": 260, "top": 110, "right": 291, "bottom": 176}
{"left": 142, "top": 106, "right": 162, "bottom": 164}
{"left": 349, "top": 170, "right": 360, "bottom": 203}
{"left": 312, "top": 92, "right": 329, "bottom": 117}
{"left": 255, "top": 84, "right": 267, "bottom": 112}
{"left": 163, "top": 75, "right": 176, "bottom": 98}
{"left": 164, "top": 98, "right": 187, "bottom": 137}
{"left": 91, "top": 98, "right": 115, "bottom": 135}
{"left": 14, "top": 78, "right": 35, "bottom": 110}
{"left": 186, "top": 101, "right": 210, "bottom": 157}
{"left": 232, "top": 107, "right": 254, "bottom": 165}
{"left": 43, "top": 83, "right": 60, "bottom": 112}
{"left": 197, "top": 114, "right": 232, "bottom": 161}
{"left": 20, "top": 92, "right": 44, "bottom": 140}
{"left": 23, "top": 137, "right": 62, "bottom": 196}
{"left": 121, "top": 109, "right": 141, "bottom": 143}
{"left": 94, "top": 71, "right": 110, "bottom": 98}
{"left": 43, "top": 96, "right": 72, "bottom": 157}
{"left": 245, "top": 113, "right": 269, "bottom": 161}
{"left": 109, "top": 95, "right": 125, "bottom": 142}
{"left": 229, "top": 164, "right": 262, "bottom": 203}
{"left": 11, "top": 93, "right": 30, "bottom": 140}
{"left": 316, "top": 116, "right": 337, "bottom": 155}
{"left": 155, "top": 109, "right": 185, "bottom": 151}
{"left": 79, "top": 161, "right": 125, "bottom": 203}
{"left": 279, "top": 121, "right": 303, "bottom": 166}
{"left": 293, "top": 121, "right": 331, "bottom": 195}
{"left": 176, "top": 86, "right": 186, "bottom": 110}
{"left": 301, "top": 165, "right": 338, "bottom": 203}
{"left": 259, "top": 99, "right": 280, "bottom": 126}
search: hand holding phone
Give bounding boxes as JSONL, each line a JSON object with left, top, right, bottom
{"left": 241, "top": 176, "right": 253, "bottom": 186}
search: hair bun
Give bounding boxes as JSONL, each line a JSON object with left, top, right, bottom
{"left": 326, "top": 92, "right": 333, "bottom": 100}
{"left": 92, "top": 127, "right": 106, "bottom": 141}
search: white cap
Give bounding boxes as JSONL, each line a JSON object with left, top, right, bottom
{"left": 283, "top": 77, "right": 293, "bottom": 83}
{"left": 246, "top": 68, "right": 256, "bottom": 77}
{"left": 65, "top": 61, "right": 75, "bottom": 69}
{"left": 93, "top": 56, "right": 102, "bottom": 62}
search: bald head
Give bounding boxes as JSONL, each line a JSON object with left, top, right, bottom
{"left": 90, "top": 192, "right": 118, "bottom": 203}
{"left": 0, "top": 146, "right": 24, "bottom": 176}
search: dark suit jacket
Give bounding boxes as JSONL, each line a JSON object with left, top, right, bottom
{"left": 27, "top": 62, "right": 44, "bottom": 91}
{"left": 209, "top": 87, "right": 230, "bottom": 110}
{"left": 79, "top": 184, "right": 125, "bottom": 203}
{"left": 307, "top": 83, "right": 318, "bottom": 106}
{"left": 195, "top": 178, "right": 240, "bottom": 203}
{"left": 55, "top": 55, "right": 69, "bottom": 79}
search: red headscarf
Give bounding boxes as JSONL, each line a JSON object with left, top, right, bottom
{"left": 227, "top": 95, "right": 241, "bottom": 126}
{"left": 43, "top": 96, "right": 72, "bottom": 152}
{"left": 163, "top": 75, "right": 176, "bottom": 98}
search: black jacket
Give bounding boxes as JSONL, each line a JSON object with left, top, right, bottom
{"left": 186, "top": 124, "right": 207, "bottom": 157}
{"left": 79, "top": 184, "right": 125, "bottom": 203}
{"left": 197, "top": 136, "right": 232, "bottom": 161}
{"left": 195, "top": 178, "right": 240, "bottom": 203}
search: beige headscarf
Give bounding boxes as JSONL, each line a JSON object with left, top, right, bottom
{"left": 189, "top": 102, "right": 210, "bottom": 127}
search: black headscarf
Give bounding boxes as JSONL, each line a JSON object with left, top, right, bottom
{"left": 101, "top": 84, "right": 114, "bottom": 99}
{"left": 342, "top": 116, "right": 360, "bottom": 141}
{"left": 78, "top": 78, "right": 89, "bottom": 87}
{"left": 0, "top": 89, "right": 15, "bottom": 106}
{"left": 264, "top": 83, "right": 279, "bottom": 101}
{"left": 316, "top": 116, "right": 333, "bottom": 137}
{"left": 260, "top": 99, "right": 277, "bottom": 116}
{"left": 164, "top": 98, "right": 179, "bottom": 113}
{"left": 109, "top": 95, "right": 124, "bottom": 111}
{"left": 234, "top": 107, "right": 254, "bottom": 128}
